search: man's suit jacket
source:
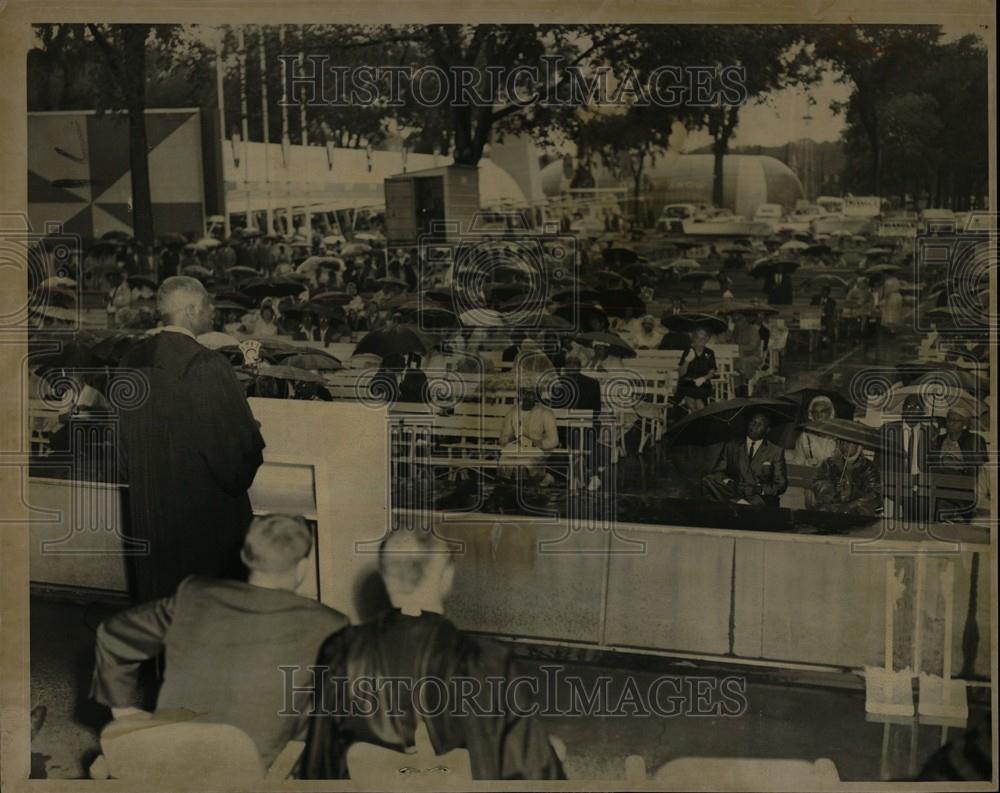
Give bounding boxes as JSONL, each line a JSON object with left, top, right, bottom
{"left": 91, "top": 576, "right": 346, "bottom": 768}
{"left": 713, "top": 437, "right": 788, "bottom": 504}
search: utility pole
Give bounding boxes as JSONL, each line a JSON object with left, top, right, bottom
{"left": 237, "top": 27, "right": 253, "bottom": 230}
{"left": 259, "top": 26, "right": 273, "bottom": 235}
{"left": 214, "top": 29, "right": 231, "bottom": 238}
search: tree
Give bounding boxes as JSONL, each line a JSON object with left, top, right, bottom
{"left": 813, "top": 25, "right": 942, "bottom": 197}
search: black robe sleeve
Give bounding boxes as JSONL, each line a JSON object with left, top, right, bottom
{"left": 188, "top": 352, "right": 265, "bottom": 496}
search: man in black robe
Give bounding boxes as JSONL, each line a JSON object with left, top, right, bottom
{"left": 117, "top": 276, "right": 265, "bottom": 601}
{"left": 300, "top": 529, "right": 565, "bottom": 780}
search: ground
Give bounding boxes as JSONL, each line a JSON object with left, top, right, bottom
{"left": 29, "top": 591, "right": 988, "bottom": 782}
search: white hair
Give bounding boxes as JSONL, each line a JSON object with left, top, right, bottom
{"left": 157, "top": 276, "right": 207, "bottom": 321}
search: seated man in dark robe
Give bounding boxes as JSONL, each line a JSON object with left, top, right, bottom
{"left": 300, "top": 529, "right": 566, "bottom": 780}
{"left": 702, "top": 411, "right": 788, "bottom": 507}
{"left": 90, "top": 515, "right": 346, "bottom": 768}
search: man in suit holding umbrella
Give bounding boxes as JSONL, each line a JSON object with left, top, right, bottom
{"left": 702, "top": 411, "right": 788, "bottom": 507}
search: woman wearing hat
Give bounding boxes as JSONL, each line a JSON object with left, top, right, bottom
{"left": 788, "top": 395, "right": 838, "bottom": 467}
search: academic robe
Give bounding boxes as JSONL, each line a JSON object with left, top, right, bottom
{"left": 116, "top": 330, "right": 265, "bottom": 601}
{"left": 300, "top": 610, "right": 565, "bottom": 780}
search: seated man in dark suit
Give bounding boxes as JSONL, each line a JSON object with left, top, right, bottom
{"left": 301, "top": 529, "right": 565, "bottom": 780}
{"left": 702, "top": 411, "right": 788, "bottom": 507}
{"left": 91, "top": 514, "right": 346, "bottom": 768}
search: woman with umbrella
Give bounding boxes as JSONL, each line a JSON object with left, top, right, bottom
{"left": 252, "top": 304, "right": 279, "bottom": 338}
{"left": 675, "top": 325, "right": 719, "bottom": 411}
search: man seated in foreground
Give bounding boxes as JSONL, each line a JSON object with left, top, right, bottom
{"left": 702, "top": 411, "right": 788, "bottom": 507}
{"left": 300, "top": 529, "right": 566, "bottom": 780}
{"left": 90, "top": 514, "right": 346, "bottom": 767}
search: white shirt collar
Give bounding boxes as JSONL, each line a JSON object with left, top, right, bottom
{"left": 160, "top": 324, "right": 197, "bottom": 340}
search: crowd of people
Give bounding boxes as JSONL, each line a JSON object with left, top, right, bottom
{"left": 29, "top": 213, "right": 991, "bottom": 525}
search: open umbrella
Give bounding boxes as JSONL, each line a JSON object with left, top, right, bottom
{"left": 322, "top": 234, "right": 345, "bottom": 246}
{"left": 590, "top": 270, "right": 632, "bottom": 288}
{"left": 226, "top": 266, "right": 260, "bottom": 280}
{"left": 195, "top": 237, "right": 222, "bottom": 250}
{"left": 249, "top": 363, "right": 329, "bottom": 384}
{"left": 158, "top": 232, "right": 187, "bottom": 247}
{"left": 864, "top": 246, "right": 893, "bottom": 257}
{"left": 661, "top": 312, "right": 728, "bottom": 336}
{"left": 241, "top": 277, "right": 306, "bottom": 299}
{"left": 355, "top": 325, "right": 435, "bottom": 358}
{"left": 376, "top": 276, "right": 408, "bottom": 289}
{"left": 551, "top": 287, "right": 602, "bottom": 304}
{"left": 213, "top": 299, "right": 251, "bottom": 313}
{"left": 750, "top": 258, "right": 799, "bottom": 277}
{"left": 679, "top": 271, "right": 719, "bottom": 287}
{"left": 660, "top": 258, "right": 701, "bottom": 274}
{"left": 31, "top": 287, "right": 78, "bottom": 308}
{"left": 665, "top": 397, "right": 798, "bottom": 447}
{"left": 573, "top": 330, "right": 636, "bottom": 359}
{"left": 623, "top": 262, "right": 659, "bottom": 280}
{"left": 601, "top": 247, "right": 639, "bottom": 266}
{"left": 599, "top": 289, "right": 646, "bottom": 318}
{"left": 553, "top": 303, "right": 608, "bottom": 331}
{"left": 127, "top": 274, "right": 158, "bottom": 290}
{"left": 39, "top": 276, "right": 78, "bottom": 290}
{"left": 802, "top": 274, "right": 849, "bottom": 290}
{"left": 282, "top": 353, "right": 343, "bottom": 371}
{"left": 863, "top": 263, "right": 902, "bottom": 276}
{"left": 341, "top": 242, "right": 372, "bottom": 257}
{"left": 886, "top": 385, "right": 985, "bottom": 420}
{"left": 796, "top": 418, "right": 887, "bottom": 453}
{"left": 310, "top": 290, "right": 353, "bottom": 306}
{"left": 211, "top": 291, "right": 256, "bottom": 309}
{"left": 708, "top": 301, "right": 778, "bottom": 316}
{"left": 803, "top": 244, "right": 833, "bottom": 257}
{"left": 101, "top": 230, "right": 131, "bottom": 242}
{"left": 182, "top": 264, "right": 214, "bottom": 279}
{"left": 779, "top": 240, "right": 808, "bottom": 252}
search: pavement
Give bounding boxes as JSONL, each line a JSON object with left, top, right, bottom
{"left": 29, "top": 591, "right": 988, "bottom": 781}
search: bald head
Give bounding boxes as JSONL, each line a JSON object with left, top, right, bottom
{"left": 379, "top": 529, "right": 455, "bottom": 612}
{"left": 157, "top": 276, "right": 213, "bottom": 334}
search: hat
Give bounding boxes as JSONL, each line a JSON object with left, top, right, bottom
{"left": 241, "top": 514, "right": 312, "bottom": 573}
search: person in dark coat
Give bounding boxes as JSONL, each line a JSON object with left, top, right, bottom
{"left": 702, "top": 411, "right": 788, "bottom": 507}
{"left": 116, "top": 276, "right": 265, "bottom": 602}
{"left": 90, "top": 515, "right": 345, "bottom": 768}
{"left": 765, "top": 269, "right": 794, "bottom": 305}
{"left": 300, "top": 529, "right": 565, "bottom": 780}
{"left": 882, "top": 394, "right": 936, "bottom": 522}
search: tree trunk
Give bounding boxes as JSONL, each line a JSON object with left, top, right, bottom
{"left": 712, "top": 142, "right": 725, "bottom": 209}
{"left": 125, "top": 27, "right": 155, "bottom": 245}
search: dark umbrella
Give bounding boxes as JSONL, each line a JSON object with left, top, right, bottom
{"left": 661, "top": 312, "right": 728, "bottom": 336}
{"left": 210, "top": 291, "right": 256, "bottom": 309}
{"left": 863, "top": 263, "right": 902, "bottom": 276}
{"left": 355, "top": 325, "right": 435, "bottom": 358}
{"left": 310, "top": 290, "right": 353, "bottom": 305}
{"left": 679, "top": 271, "right": 719, "bottom": 287}
{"left": 896, "top": 360, "right": 987, "bottom": 394}
{"left": 623, "top": 262, "right": 658, "bottom": 280}
{"left": 182, "top": 264, "right": 214, "bottom": 280}
{"left": 797, "top": 418, "right": 889, "bottom": 454}
{"left": 553, "top": 303, "right": 608, "bottom": 331}
{"left": 601, "top": 247, "right": 640, "bottom": 266}
{"left": 31, "top": 287, "right": 78, "bottom": 308}
{"left": 573, "top": 330, "right": 636, "bottom": 359}
{"left": 127, "top": 274, "right": 158, "bottom": 290}
{"left": 590, "top": 270, "right": 632, "bottom": 288}
{"left": 226, "top": 266, "right": 260, "bottom": 280}
{"left": 750, "top": 258, "right": 799, "bottom": 277}
{"left": 158, "top": 232, "right": 187, "bottom": 247}
{"left": 241, "top": 277, "right": 306, "bottom": 298}
{"left": 709, "top": 301, "right": 780, "bottom": 317}
{"left": 101, "top": 230, "right": 131, "bottom": 242}
{"left": 599, "top": 289, "right": 646, "bottom": 318}
{"left": 665, "top": 398, "right": 798, "bottom": 447}
{"left": 281, "top": 353, "right": 343, "bottom": 371}
{"left": 552, "top": 287, "right": 602, "bottom": 304}
{"left": 804, "top": 244, "right": 833, "bottom": 257}
{"left": 213, "top": 299, "right": 250, "bottom": 313}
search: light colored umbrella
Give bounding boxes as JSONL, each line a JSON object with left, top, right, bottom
{"left": 195, "top": 237, "right": 222, "bottom": 249}
{"left": 779, "top": 240, "right": 808, "bottom": 252}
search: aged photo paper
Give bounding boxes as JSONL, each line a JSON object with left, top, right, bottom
{"left": 1, "top": 1, "right": 996, "bottom": 790}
